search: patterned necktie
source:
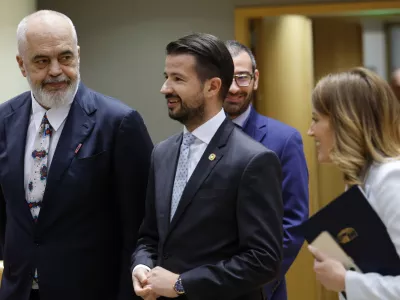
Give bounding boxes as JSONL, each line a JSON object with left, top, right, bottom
{"left": 26, "top": 113, "right": 53, "bottom": 223}
{"left": 170, "top": 132, "right": 196, "bottom": 220}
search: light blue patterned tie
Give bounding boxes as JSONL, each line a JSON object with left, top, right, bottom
{"left": 170, "top": 132, "right": 196, "bottom": 220}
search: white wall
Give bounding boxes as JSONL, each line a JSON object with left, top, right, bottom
{"left": 0, "top": 0, "right": 35, "bottom": 102}
{"left": 36, "top": 0, "right": 372, "bottom": 142}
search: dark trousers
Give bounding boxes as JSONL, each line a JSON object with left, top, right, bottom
{"left": 30, "top": 289, "right": 40, "bottom": 300}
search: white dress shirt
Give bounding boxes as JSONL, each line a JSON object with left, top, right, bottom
{"left": 184, "top": 108, "right": 226, "bottom": 179}
{"left": 26, "top": 91, "right": 75, "bottom": 289}
{"left": 231, "top": 103, "right": 252, "bottom": 128}
{"left": 341, "top": 159, "right": 400, "bottom": 300}
{"left": 24, "top": 93, "right": 74, "bottom": 199}
{"left": 133, "top": 108, "right": 226, "bottom": 274}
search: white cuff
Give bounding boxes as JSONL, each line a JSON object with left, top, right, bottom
{"left": 132, "top": 264, "right": 151, "bottom": 273}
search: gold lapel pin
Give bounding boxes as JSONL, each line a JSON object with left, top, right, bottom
{"left": 208, "top": 153, "right": 216, "bottom": 161}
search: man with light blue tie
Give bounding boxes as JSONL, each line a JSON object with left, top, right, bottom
{"left": 224, "top": 40, "right": 309, "bottom": 300}
{"left": 131, "top": 33, "right": 284, "bottom": 300}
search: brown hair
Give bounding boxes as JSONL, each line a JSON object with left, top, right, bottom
{"left": 312, "top": 67, "right": 400, "bottom": 185}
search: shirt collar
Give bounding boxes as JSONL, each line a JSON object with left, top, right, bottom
{"left": 30, "top": 89, "right": 76, "bottom": 132}
{"left": 183, "top": 108, "right": 226, "bottom": 145}
{"left": 232, "top": 103, "right": 252, "bottom": 128}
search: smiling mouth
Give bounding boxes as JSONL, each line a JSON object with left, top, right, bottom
{"left": 44, "top": 81, "right": 68, "bottom": 88}
{"left": 167, "top": 99, "right": 180, "bottom": 109}
{"left": 225, "top": 97, "right": 243, "bottom": 103}
{"left": 227, "top": 92, "right": 247, "bottom": 100}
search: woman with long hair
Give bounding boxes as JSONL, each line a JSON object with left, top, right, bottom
{"left": 307, "top": 67, "right": 400, "bottom": 299}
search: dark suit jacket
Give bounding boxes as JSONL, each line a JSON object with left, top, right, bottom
{"left": 243, "top": 107, "right": 309, "bottom": 300}
{"left": 0, "top": 83, "right": 153, "bottom": 300}
{"left": 132, "top": 118, "right": 283, "bottom": 300}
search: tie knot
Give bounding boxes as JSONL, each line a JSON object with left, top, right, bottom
{"left": 41, "top": 113, "right": 51, "bottom": 126}
{"left": 182, "top": 132, "right": 196, "bottom": 147}
{"left": 40, "top": 113, "right": 53, "bottom": 137}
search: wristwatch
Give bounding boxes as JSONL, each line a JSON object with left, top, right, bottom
{"left": 173, "top": 276, "right": 185, "bottom": 295}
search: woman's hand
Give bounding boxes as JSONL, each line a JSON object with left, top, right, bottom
{"left": 308, "top": 245, "right": 347, "bottom": 292}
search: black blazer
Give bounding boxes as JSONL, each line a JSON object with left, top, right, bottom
{"left": 0, "top": 83, "right": 153, "bottom": 300}
{"left": 132, "top": 118, "right": 283, "bottom": 300}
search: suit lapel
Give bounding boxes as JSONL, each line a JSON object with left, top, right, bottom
{"left": 156, "top": 135, "right": 181, "bottom": 242}
{"left": 4, "top": 94, "right": 32, "bottom": 221}
{"left": 41, "top": 84, "right": 96, "bottom": 207}
{"left": 168, "top": 119, "right": 234, "bottom": 233}
{"left": 243, "top": 106, "right": 267, "bottom": 143}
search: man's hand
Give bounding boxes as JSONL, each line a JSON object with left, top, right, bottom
{"left": 132, "top": 267, "right": 152, "bottom": 298}
{"left": 308, "top": 245, "right": 346, "bottom": 292}
{"left": 143, "top": 292, "right": 159, "bottom": 300}
{"left": 147, "top": 266, "right": 180, "bottom": 298}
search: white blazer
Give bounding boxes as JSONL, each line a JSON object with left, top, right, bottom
{"left": 342, "top": 160, "right": 400, "bottom": 300}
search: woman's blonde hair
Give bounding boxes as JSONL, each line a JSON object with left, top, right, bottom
{"left": 312, "top": 67, "right": 400, "bottom": 185}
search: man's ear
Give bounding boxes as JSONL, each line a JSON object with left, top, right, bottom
{"left": 204, "top": 77, "right": 222, "bottom": 98}
{"left": 76, "top": 46, "right": 81, "bottom": 64}
{"left": 253, "top": 69, "right": 259, "bottom": 90}
{"left": 16, "top": 55, "right": 27, "bottom": 77}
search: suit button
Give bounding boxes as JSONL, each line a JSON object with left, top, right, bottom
{"left": 163, "top": 253, "right": 169, "bottom": 260}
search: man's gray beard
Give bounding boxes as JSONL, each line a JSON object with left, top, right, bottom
{"left": 28, "top": 74, "right": 80, "bottom": 109}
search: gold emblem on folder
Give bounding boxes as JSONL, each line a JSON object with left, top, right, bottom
{"left": 208, "top": 153, "right": 216, "bottom": 161}
{"left": 337, "top": 227, "right": 358, "bottom": 244}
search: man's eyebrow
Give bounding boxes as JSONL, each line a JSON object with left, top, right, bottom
{"left": 59, "top": 50, "right": 74, "bottom": 56}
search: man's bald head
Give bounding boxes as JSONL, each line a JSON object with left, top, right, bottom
{"left": 17, "top": 10, "right": 78, "bottom": 57}
{"left": 15, "top": 10, "right": 80, "bottom": 109}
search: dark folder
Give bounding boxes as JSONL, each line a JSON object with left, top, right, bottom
{"left": 296, "top": 185, "right": 400, "bottom": 276}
